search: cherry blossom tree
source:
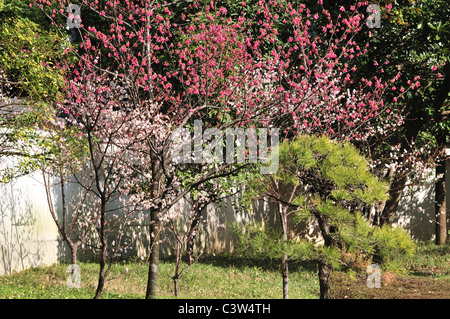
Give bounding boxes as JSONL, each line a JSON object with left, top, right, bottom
{"left": 40, "top": 122, "right": 97, "bottom": 268}
{"left": 34, "top": 0, "right": 275, "bottom": 298}
{"left": 56, "top": 57, "right": 148, "bottom": 298}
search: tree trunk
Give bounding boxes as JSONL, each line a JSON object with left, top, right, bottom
{"left": 145, "top": 152, "right": 164, "bottom": 299}
{"left": 318, "top": 259, "right": 331, "bottom": 299}
{"left": 145, "top": 208, "right": 160, "bottom": 299}
{"left": 380, "top": 170, "right": 410, "bottom": 226}
{"left": 94, "top": 200, "right": 107, "bottom": 299}
{"left": 278, "top": 204, "right": 289, "bottom": 299}
{"left": 186, "top": 200, "right": 202, "bottom": 265}
{"left": 173, "top": 277, "right": 179, "bottom": 297}
{"left": 281, "top": 252, "right": 289, "bottom": 299}
{"left": 94, "top": 267, "right": 105, "bottom": 299}
{"left": 172, "top": 239, "right": 182, "bottom": 297}
{"left": 315, "top": 212, "right": 335, "bottom": 247}
{"left": 434, "top": 87, "right": 449, "bottom": 244}
{"left": 70, "top": 244, "right": 77, "bottom": 268}
{"left": 315, "top": 211, "right": 334, "bottom": 299}
{"left": 435, "top": 145, "right": 447, "bottom": 245}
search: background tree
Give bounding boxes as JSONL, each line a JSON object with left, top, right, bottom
{"left": 40, "top": 122, "right": 98, "bottom": 268}
{"left": 341, "top": 1, "right": 449, "bottom": 241}
{"left": 0, "top": 0, "right": 70, "bottom": 181}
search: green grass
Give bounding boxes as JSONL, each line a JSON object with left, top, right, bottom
{"left": 0, "top": 242, "right": 448, "bottom": 299}
{"left": 0, "top": 255, "right": 319, "bottom": 299}
{"left": 400, "top": 242, "right": 450, "bottom": 278}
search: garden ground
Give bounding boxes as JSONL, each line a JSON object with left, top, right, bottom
{"left": 0, "top": 243, "right": 448, "bottom": 299}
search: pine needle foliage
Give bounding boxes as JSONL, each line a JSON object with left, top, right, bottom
{"left": 238, "top": 135, "right": 415, "bottom": 272}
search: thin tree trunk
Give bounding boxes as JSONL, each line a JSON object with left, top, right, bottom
{"left": 318, "top": 259, "right": 331, "bottom": 299}
{"left": 315, "top": 211, "right": 333, "bottom": 299}
{"left": 60, "top": 168, "right": 79, "bottom": 268}
{"left": 281, "top": 252, "right": 289, "bottom": 299}
{"left": 278, "top": 204, "right": 289, "bottom": 299}
{"left": 435, "top": 145, "right": 447, "bottom": 245}
{"left": 186, "top": 200, "right": 201, "bottom": 265}
{"left": 145, "top": 151, "right": 163, "bottom": 299}
{"left": 434, "top": 64, "right": 450, "bottom": 244}
{"left": 43, "top": 169, "right": 81, "bottom": 272}
{"left": 70, "top": 244, "right": 77, "bottom": 267}
{"left": 315, "top": 212, "right": 335, "bottom": 247}
{"left": 146, "top": 208, "right": 160, "bottom": 299}
{"left": 94, "top": 266, "right": 105, "bottom": 299}
{"left": 94, "top": 201, "right": 107, "bottom": 299}
{"left": 173, "top": 239, "right": 182, "bottom": 297}
{"left": 434, "top": 90, "right": 449, "bottom": 244}
{"left": 173, "top": 278, "right": 179, "bottom": 297}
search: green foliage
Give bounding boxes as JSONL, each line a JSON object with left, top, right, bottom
{"left": 0, "top": 17, "right": 66, "bottom": 102}
{"left": 355, "top": 0, "right": 450, "bottom": 163}
{"left": 231, "top": 221, "right": 318, "bottom": 263}
{"left": 231, "top": 222, "right": 284, "bottom": 260}
{"left": 276, "top": 135, "right": 390, "bottom": 205}
{"left": 339, "top": 212, "right": 376, "bottom": 256}
{"left": 241, "top": 134, "right": 415, "bottom": 272}
{"left": 0, "top": 1, "right": 79, "bottom": 182}
{"left": 373, "top": 224, "right": 416, "bottom": 269}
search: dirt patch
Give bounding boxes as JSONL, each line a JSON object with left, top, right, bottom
{"left": 331, "top": 272, "right": 450, "bottom": 299}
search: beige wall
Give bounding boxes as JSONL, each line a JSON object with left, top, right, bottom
{"left": 393, "top": 149, "right": 450, "bottom": 241}
{"left": 0, "top": 158, "right": 67, "bottom": 276}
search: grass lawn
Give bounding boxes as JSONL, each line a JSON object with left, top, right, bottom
{"left": 0, "top": 255, "right": 319, "bottom": 299}
{"left": 0, "top": 243, "right": 448, "bottom": 299}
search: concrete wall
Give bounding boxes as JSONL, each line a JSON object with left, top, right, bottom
{"left": 394, "top": 148, "right": 450, "bottom": 242}
{"left": 394, "top": 180, "right": 436, "bottom": 241}
{"left": 0, "top": 157, "right": 68, "bottom": 276}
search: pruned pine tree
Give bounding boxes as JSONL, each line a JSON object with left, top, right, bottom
{"left": 241, "top": 135, "right": 415, "bottom": 299}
